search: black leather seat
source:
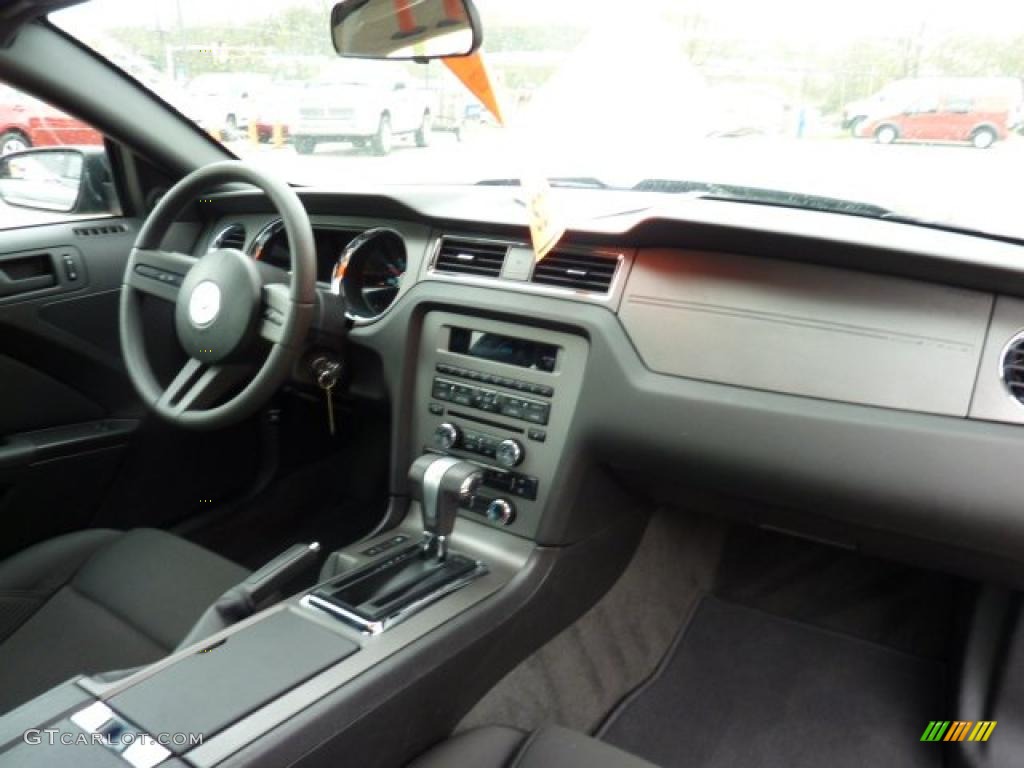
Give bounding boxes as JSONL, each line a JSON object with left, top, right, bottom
{"left": 410, "top": 725, "right": 658, "bottom": 768}
{"left": 0, "top": 528, "right": 247, "bottom": 715}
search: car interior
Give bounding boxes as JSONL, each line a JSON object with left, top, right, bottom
{"left": 2, "top": 1, "right": 1024, "bottom": 767}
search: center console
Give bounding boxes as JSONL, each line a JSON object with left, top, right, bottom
{"left": 0, "top": 311, "right": 615, "bottom": 768}
{"left": 413, "top": 312, "right": 590, "bottom": 538}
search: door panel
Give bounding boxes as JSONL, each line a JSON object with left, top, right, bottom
{"left": 0, "top": 216, "right": 136, "bottom": 556}
{"left": 0, "top": 83, "right": 264, "bottom": 558}
{"left": 0, "top": 216, "right": 262, "bottom": 557}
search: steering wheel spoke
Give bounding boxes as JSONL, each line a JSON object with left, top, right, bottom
{"left": 126, "top": 248, "right": 196, "bottom": 302}
{"left": 158, "top": 358, "right": 249, "bottom": 415}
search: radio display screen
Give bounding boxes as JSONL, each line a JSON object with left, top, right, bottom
{"left": 448, "top": 327, "right": 558, "bottom": 373}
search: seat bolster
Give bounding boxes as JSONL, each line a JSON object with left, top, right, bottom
{"left": 409, "top": 726, "right": 527, "bottom": 768}
{"left": 0, "top": 529, "right": 121, "bottom": 594}
{"left": 512, "top": 726, "right": 658, "bottom": 768}
{"left": 72, "top": 528, "right": 248, "bottom": 649}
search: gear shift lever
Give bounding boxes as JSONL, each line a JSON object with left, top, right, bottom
{"left": 409, "top": 455, "right": 483, "bottom": 560}
{"left": 305, "top": 455, "right": 488, "bottom": 634}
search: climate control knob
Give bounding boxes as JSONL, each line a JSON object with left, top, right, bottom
{"left": 485, "top": 498, "right": 516, "bottom": 526}
{"left": 495, "top": 438, "right": 524, "bottom": 468}
{"left": 433, "top": 422, "right": 461, "bottom": 451}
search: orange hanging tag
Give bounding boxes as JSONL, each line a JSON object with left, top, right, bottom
{"left": 521, "top": 172, "right": 565, "bottom": 262}
{"left": 442, "top": 52, "right": 504, "bottom": 125}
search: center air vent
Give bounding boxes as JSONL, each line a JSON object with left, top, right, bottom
{"left": 1002, "top": 333, "right": 1024, "bottom": 404}
{"left": 531, "top": 250, "right": 619, "bottom": 293}
{"left": 210, "top": 223, "right": 246, "bottom": 252}
{"left": 434, "top": 239, "right": 508, "bottom": 278}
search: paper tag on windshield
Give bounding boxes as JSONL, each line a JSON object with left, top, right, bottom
{"left": 522, "top": 174, "right": 565, "bottom": 262}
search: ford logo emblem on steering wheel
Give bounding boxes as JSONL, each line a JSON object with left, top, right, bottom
{"left": 188, "top": 281, "right": 222, "bottom": 327}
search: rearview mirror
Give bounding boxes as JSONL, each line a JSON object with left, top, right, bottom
{"left": 0, "top": 148, "right": 113, "bottom": 215}
{"left": 331, "top": 0, "right": 482, "bottom": 60}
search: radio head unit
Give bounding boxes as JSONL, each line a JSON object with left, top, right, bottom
{"left": 415, "top": 314, "right": 589, "bottom": 539}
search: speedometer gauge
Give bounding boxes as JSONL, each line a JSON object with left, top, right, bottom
{"left": 332, "top": 228, "right": 407, "bottom": 320}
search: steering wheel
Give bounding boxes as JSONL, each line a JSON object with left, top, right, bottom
{"left": 120, "top": 161, "right": 316, "bottom": 430}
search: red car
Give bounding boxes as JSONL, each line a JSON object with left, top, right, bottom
{"left": 853, "top": 77, "right": 1024, "bottom": 149}
{"left": 0, "top": 86, "right": 102, "bottom": 156}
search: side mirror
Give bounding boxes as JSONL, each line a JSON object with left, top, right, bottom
{"left": 331, "top": 0, "right": 482, "bottom": 60}
{"left": 0, "top": 148, "right": 112, "bottom": 215}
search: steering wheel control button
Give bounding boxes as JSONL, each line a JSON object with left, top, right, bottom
{"left": 135, "top": 263, "right": 184, "bottom": 286}
{"left": 188, "top": 281, "right": 222, "bottom": 327}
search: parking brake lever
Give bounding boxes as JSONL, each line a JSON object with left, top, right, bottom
{"left": 178, "top": 542, "right": 321, "bottom": 650}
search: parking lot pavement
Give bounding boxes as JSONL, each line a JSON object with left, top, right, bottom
{"left": 2, "top": 133, "right": 1022, "bottom": 239}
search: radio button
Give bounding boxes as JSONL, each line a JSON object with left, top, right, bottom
{"left": 478, "top": 390, "right": 500, "bottom": 412}
{"left": 522, "top": 402, "right": 550, "bottom": 425}
{"left": 485, "top": 498, "right": 516, "bottom": 526}
{"left": 496, "top": 439, "right": 524, "bottom": 468}
{"left": 510, "top": 474, "right": 538, "bottom": 500}
{"left": 483, "top": 469, "right": 513, "bottom": 492}
{"left": 527, "top": 428, "right": 546, "bottom": 442}
{"left": 433, "top": 422, "right": 461, "bottom": 451}
{"left": 497, "top": 396, "right": 524, "bottom": 419}
{"left": 478, "top": 436, "right": 498, "bottom": 458}
{"left": 432, "top": 379, "right": 454, "bottom": 401}
{"left": 451, "top": 385, "right": 476, "bottom": 406}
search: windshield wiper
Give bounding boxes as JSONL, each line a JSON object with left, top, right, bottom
{"left": 476, "top": 177, "right": 610, "bottom": 190}
{"left": 633, "top": 178, "right": 894, "bottom": 219}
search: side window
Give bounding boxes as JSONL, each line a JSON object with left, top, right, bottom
{"left": 945, "top": 96, "right": 974, "bottom": 114}
{"left": 0, "top": 82, "right": 120, "bottom": 231}
{"left": 907, "top": 96, "right": 940, "bottom": 114}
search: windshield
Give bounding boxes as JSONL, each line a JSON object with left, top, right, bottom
{"left": 52, "top": 1, "right": 1024, "bottom": 240}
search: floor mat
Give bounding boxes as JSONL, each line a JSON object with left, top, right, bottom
{"left": 714, "top": 526, "right": 962, "bottom": 660}
{"left": 600, "top": 597, "right": 945, "bottom": 768}
{"left": 457, "top": 511, "right": 727, "bottom": 734}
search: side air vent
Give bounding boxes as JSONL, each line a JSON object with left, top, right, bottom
{"left": 434, "top": 239, "right": 508, "bottom": 278}
{"left": 210, "top": 223, "right": 246, "bottom": 251}
{"left": 1002, "top": 333, "right": 1024, "bottom": 404}
{"left": 531, "top": 250, "right": 619, "bottom": 293}
{"left": 74, "top": 223, "right": 127, "bottom": 237}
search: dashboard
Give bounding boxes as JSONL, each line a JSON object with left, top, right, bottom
{"left": 198, "top": 186, "right": 1024, "bottom": 584}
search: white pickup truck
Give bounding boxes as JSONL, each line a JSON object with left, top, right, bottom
{"left": 290, "top": 61, "right": 433, "bottom": 156}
